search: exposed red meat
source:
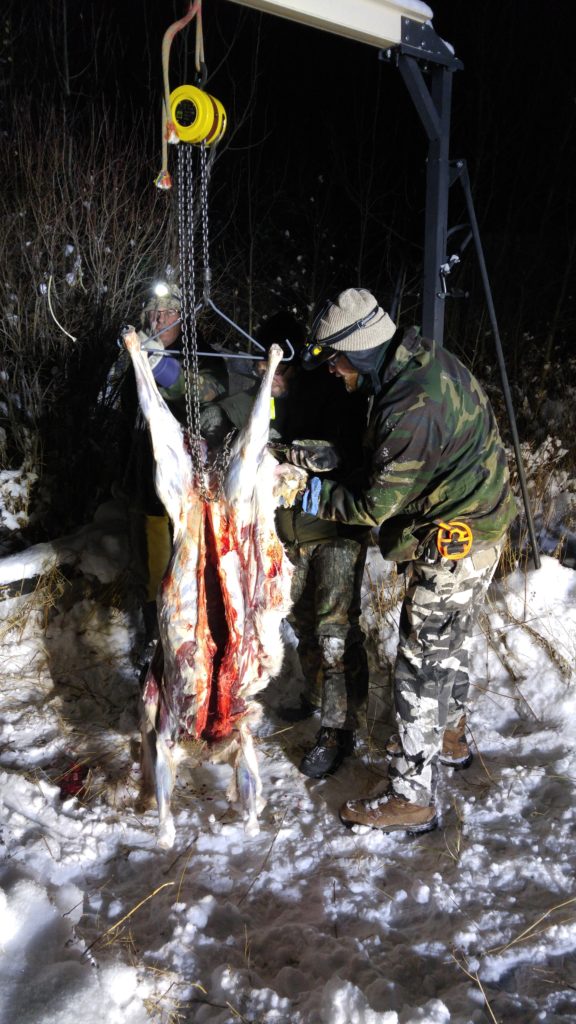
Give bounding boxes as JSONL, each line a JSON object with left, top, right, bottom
{"left": 123, "top": 332, "right": 302, "bottom": 847}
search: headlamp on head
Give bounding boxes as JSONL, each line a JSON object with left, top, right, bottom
{"left": 141, "top": 281, "right": 182, "bottom": 321}
{"left": 302, "top": 296, "right": 379, "bottom": 370}
{"left": 301, "top": 341, "right": 338, "bottom": 370}
{"left": 301, "top": 288, "right": 398, "bottom": 371}
{"left": 312, "top": 299, "right": 380, "bottom": 347}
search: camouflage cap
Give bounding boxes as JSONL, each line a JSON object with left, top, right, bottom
{"left": 142, "top": 282, "right": 182, "bottom": 314}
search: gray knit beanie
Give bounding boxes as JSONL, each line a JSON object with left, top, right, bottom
{"left": 315, "top": 288, "right": 396, "bottom": 352}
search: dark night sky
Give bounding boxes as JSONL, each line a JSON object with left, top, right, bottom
{"left": 9, "top": 1, "right": 574, "bottom": 227}
{"left": 201, "top": 2, "right": 575, "bottom": 328}
{"left": 209, "top": 2, "right": 576, "bottom": 352}
{"left": 4, "top": 0, "right": 576, "bottom": 354}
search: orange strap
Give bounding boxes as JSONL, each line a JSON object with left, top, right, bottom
{"left": 157, "top": 1, "right": 203, "bottom": 187}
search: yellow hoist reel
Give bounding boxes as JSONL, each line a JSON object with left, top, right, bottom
{"left": 169, "top": 84, "right": 227, "bottom": 146}
{"left": 155, "top": 3, "right": 228, "bottom": 188}
{"left": 436, "top": 520, "right": 473, "bottom": 560}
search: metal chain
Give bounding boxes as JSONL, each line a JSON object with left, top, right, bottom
{"left": 199, "top": 142, "right": 211, "bottom": 301}
{"left": 177, "top": 142, "right": 208, "bottom": 500}
{"left": 210, "top": 429, "right": 237, "bottom": 495}
{"left": 198, "top": 143, "right": 237, "bottom": 492}
{"left": 176, "top": 141, "right": 233, "bottom": 500}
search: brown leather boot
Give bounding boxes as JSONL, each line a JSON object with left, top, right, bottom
{"left": 385, "top": 715, "right": 473, "bottom": 770}
{"left": 340, "top": 791, "right": 437, "bottom": 834}
{"left": 440, "top": 715, "right": 472, "bottom": 769}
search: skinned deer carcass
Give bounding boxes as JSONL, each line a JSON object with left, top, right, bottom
{"left": 123, "top": 331, "right": 303, "bottom": 848}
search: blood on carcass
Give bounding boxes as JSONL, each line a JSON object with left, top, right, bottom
{"left": 123, "top": 332, "right": 302, "bottom": 848}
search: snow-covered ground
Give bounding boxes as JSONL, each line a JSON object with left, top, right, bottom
{"left": 1, "top": 489, "right": 576, "bottom": 1024}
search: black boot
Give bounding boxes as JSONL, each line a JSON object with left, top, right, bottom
{"left": 142, "top": 600, "right": 159, "bottom": 644}
{"left": 277, "top": 694, "right": 321, "bottom": 722}
{"left": 299, "top": 728, "right": 354, "bottom": 779}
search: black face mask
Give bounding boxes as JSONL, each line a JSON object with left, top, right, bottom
{"left": 341, "top": 344, "right": 389, "bottom": 395}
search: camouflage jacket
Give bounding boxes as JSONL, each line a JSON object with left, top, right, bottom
{"left": 315, "top": 328, "right": 517, "bottom": 561}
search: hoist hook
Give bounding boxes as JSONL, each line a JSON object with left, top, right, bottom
{"left": 194, "top": 61, "right": 208, "bottom": 88}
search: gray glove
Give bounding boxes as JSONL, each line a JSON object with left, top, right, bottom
{"left": 284, "top": 439, "right": 341, "bottom": 473}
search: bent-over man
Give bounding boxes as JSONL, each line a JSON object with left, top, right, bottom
{"left": 300, "top": 287, "right": 517, "bottom": 834}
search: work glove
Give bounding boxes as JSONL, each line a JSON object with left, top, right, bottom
{"left": 301, "top": 476, "right": 322, "bottom": 515}
{"left": 284, "top": 439, "right": 340, "bottom": 473}
{"left": 142, "top": 337, "right": 181, "bottom": 389}
{"left": 272, "top": 463, "right": 308, "bottom": 508}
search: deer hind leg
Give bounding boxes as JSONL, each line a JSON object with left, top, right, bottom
{"left": 137, "top": 697, "right": 158, "bottom": 811}
{"left": 154, "top": 731, "right": 177, "bottom": 849}
{"left": 137, "top": 697, "right": 176, "bottom": 846}
{"left": 136, "top": 643, "right": 177, "bottom": 846}
{"left": 233, "top": 723, "right": 265, "bottom": 835}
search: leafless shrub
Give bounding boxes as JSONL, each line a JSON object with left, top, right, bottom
{"left": 0, "top": 100, "right": 176, "bottom": 532}
{"left": 505, "top": 437, "right": 576, "bottom": 570}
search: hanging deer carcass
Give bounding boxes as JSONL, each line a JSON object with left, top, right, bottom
{"left": 123, "top": 331, "right": 305, "bottom": 847}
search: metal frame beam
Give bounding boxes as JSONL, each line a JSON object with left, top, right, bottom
{"left": 397, "top": 57, "right": 452, "bottom": 343}
{"left": 224, "top": 0, "right": 432, "bottom": 50}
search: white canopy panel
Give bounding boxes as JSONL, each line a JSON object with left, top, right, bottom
{"left": 225, "top": 0, "right": 434, "bottom": 50}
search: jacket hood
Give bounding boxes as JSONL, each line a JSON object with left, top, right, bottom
{"left": 346, "top": 327, "right": 425, "bottom": 395}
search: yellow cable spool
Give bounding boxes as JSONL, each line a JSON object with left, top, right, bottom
{"left": 169, "top": 85, "right": 227, "bottom": 146}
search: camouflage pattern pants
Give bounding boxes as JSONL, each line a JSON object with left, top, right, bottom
{"left": 388, "top": 540, "right": 503, "bottom": 805}
{"left": 285, "top": 537, "right": 369, "bottom": 730}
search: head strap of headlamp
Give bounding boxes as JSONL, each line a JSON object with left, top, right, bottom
{"left": 310, "top": 300, "right": 380, "bottom": 348}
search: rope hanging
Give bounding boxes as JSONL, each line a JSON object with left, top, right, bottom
{"left": 156, "top": 1, "right": 202, "bottom": 190}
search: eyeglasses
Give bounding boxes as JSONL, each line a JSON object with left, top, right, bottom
{"left": 149, "top": 307, "right": 179, "bottom": 318}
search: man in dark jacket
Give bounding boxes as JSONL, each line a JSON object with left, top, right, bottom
{"left": 301, "top": 287, "right": 517, "bottom": 833}
{"left": 217, "top": 312, "right": 371, "bottom": 778}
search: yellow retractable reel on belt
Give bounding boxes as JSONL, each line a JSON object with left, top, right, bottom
{"left": 436, "top": 520, "right": 473, "bottom": 560}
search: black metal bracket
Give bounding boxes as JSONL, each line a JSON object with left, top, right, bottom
{"left": 400, "top": 18, "right": 463, "bottom": 70}
{"left": 379, "top": 22, "right": 463, "bottom": 72}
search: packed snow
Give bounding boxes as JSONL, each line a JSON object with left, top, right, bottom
{"left": 1, "top": 473, "right": 576, "bottom": 1024}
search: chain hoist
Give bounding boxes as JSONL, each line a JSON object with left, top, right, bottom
{"left": 199, "top": 142, "right": 212, "bottom": 301}
{"left": 176, "top": 141, "right": 209, "bottom": 498}
{"left": 150, "top": 2, "right": 293, "bottom": 502}
{"left": 157, "top": 2, "right": 228, "bottom": 499}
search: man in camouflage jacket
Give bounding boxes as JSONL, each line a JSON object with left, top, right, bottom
{"left": 301, "top": 287, "right": 517, "bottom": 835}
